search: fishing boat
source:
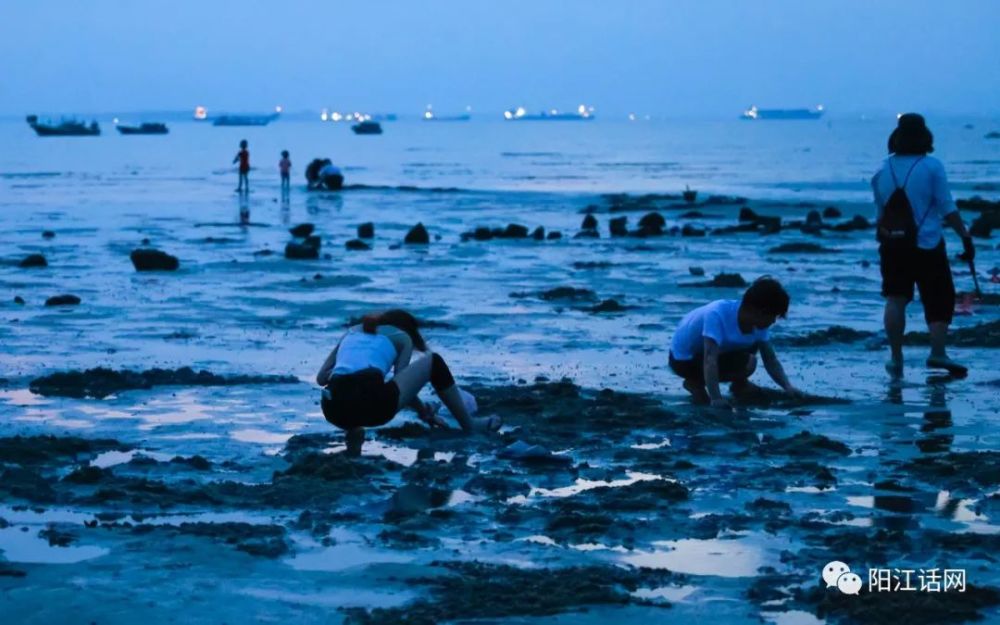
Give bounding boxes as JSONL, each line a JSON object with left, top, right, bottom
{"left": 503, "top": 105, "right": 594, "bottom": 121}
{"left": 116, "top": 122, "right": 169, "bottom": 135}
{"left": 26, "top": 115, "right": 100, "bottom": 136}
{"left": 213, "top": 113, "right": 279, "bottom": 127}
{"left": 741, "top": 105, "right": 824, "bottom": 120}
{"left": 423, "top": 106, "right": 471, "bottom": 121}
{"left": 352, "top": 121, "right": 383, "bottom": 135}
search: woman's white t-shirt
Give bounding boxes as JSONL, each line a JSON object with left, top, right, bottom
{"left": 332, "top": 330, "right": 397, "bottom": 376}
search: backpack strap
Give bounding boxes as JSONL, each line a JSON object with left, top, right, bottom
{"left": 887, "top": 155, "right": 924, "bottom": 190}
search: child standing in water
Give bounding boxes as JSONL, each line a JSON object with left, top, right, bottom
{"left": 233, "top": 140, "right": 250, "bottom": 193}
{"left": 279, "top": 150, "right": 291, "bottom": 194}
{"left": 669, "top": 277, "right": 804, "bottom": 407}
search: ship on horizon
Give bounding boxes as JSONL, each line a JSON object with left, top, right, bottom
{"left": 504, "top": 104, "right": 595, "bottom": 121}
{"left": 742, "top": 105, "right": 824, "bottom": 120}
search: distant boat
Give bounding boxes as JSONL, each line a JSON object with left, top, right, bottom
{"left": 352, "top": 121, "right": 383, "bottom": 135}
{"left": 504, "top": 105, "right": 594, "bottom": 121}
{"left": 742, "top": 105, "right": 824, "bottom": 120}
{"left": 116, "top": 122, "right": 169, "bottom": 135}
{"left": 26, "top": 115, "right": 100, "bottom": 137}
{"left": 212, "top": 113, "right": 279, "bottom": 127}
{"left": 423, "top": 107, "right": 471, "bottom": 122}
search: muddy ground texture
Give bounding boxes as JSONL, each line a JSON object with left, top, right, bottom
{"left": 2, "top": 374, "right": 999, "bottom": 624}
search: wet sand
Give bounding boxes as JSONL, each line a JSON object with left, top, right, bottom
{"left": 1, "top": 176, "right": 999, "bottom": 624}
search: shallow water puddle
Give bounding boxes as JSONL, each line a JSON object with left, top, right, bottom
{"left": 286, "top": 530, "right": 415, "bottom": 572}
{"left": 90, "top": 449, "right": 173, "bottom": 468}
{"left": 632, "top": 584, "right": 699, "bottom": 603}
{"left": 622, "top": 534, "right": 786, "bottom": 577}
{"left": 229, "top": 428, "right": 293, "bottom": 444}
{"left": 510, "top": 471, "right": 666, "bottom": 503}
{"left": 0, "top": 527, "right": 108, "bottom": 564}
{"left": 239, "top": 586, "right": 416, "bottom": 609}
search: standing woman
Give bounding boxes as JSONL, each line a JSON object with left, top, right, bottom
{"left": 316, "top": 310, "right": 500, "bottom": 453}
{"left": 872, "top": 113, "right": 975, "bottom": 377}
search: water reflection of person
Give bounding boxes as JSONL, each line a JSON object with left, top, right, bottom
{"left": 238, "top": 194, "right": 249, "bottom": 225}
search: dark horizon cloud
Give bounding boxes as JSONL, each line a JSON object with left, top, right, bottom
{"left": 2, "top": 0, "right": 998, "bottom": 118}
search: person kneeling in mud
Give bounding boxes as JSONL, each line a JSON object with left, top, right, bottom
{"left": 668, "top": 277, "right": 804, "bottom": 407}
{"left": 315, "top": 309, "right": 500, "bottom": 454}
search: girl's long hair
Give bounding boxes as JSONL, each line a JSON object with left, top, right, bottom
{"left": 361, "top": 309, "right": 427, "bottom": 351}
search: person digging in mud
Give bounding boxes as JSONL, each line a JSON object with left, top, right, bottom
{"left": 873, "top": 113, "right": 975, "bottom": 378}
{"left": 668, "top": 277, "right": 804, "bottom": 408}
{"left": 316, "top": 309, "right": 500, "bottom": 454}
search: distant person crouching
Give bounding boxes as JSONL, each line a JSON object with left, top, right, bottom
{"left": 305, "top": 158, "right": 344, "bottom": 190}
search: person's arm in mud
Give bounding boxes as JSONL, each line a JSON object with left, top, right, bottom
{"left": 386, "top": 329, "right": 442, "bottom": 426}
{"left": 703, "top": 338, "right": 728, "bottom": 408}
{"left": 759, "top": 341, "right": 803, "bottom": 397}
{"left": 315, "top": 338, "right": 344, "bottom": 386}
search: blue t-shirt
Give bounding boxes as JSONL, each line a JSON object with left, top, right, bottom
{"left": 670, "top": 299, "right": 769, "bottom": 360}
{"left": 871, "top": 155, "right": 957, "bottom": 250}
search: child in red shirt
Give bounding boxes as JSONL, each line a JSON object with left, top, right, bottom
{"left": 233, "top": 140, "right": 250, "bottom": 193}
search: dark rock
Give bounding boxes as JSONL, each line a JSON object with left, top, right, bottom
{"left": 44, "top": 294, "right": 80, "bottom": 307}
{"left": 141, "top": 238, "right": 150, "bottom": 245}
{"left": 345, "top": 239, "right": 371, "bottom": 251}
{"left": 831, "top": 215, "right": 872, "bottom": 231}
{"left": 609, "top": 216, "right": 628, "bottom": 237}
{"left": 680, "top": 211, "right": 705, "bottom": 218}
{"left": 502, "top": 224, "right": 529, "bottom": 239}
{"left": 538, "top": 287, "right": 597, "bottom": 301}
{"left": 574, "top": 229, "right": 599, "bottom": 239}
{"left": 756, "top": 216, "right": 782, "bottom": 233}
{"left": 970, "top": 212, "right": 1000, "bottom": 238}
{"left": 289, "top": 223, "right": 315, "bottom": 238}
{"left": 13, "top": 296, "right": 25, "bottom": 305}
{"left": 284, "top": 242, "right": 319, "bottom": 259}
{"left": 18, "top": 254, "right": 47, "bottom": 268}
{"left": 805, "top": 210, "right": 823, "bottom": 226}
{"left": 681, "top": 273, "right": 748, "bottom": 288}
{"left": 404, "top": 223, "right": 430, "bottom": 244}
{"left": 581, "top": 214, "right": 598, "bottom": 230}
{"left": 768, "top": 242, "right": 840, "bottom": 254}
{"left": 547, "top": 231, "right": 562, "bottom": 240}
{"left": 581, "top": 299, "right": 633, "bottom": 313}
{"left": 756, "top": 431, "right": 851, "bottom": 457}
{"left": 42, "top": 231, "right": 55, "bottom": 239}
{"left": 638, "top": 211, "right": 666, "bottom": 231}
{"left": 681, "top": 224, "right": 706, "bottom": 237}
{"left": 957, "top": 196, "right": 1000, "bottom": 211}
{"left": 773, "top": 326, "right": 876, "bottom": 347}
{"left": 573, "top": 261, "right": 613, "bottom": 270}
{"left": 739, "top": 207, "right": 759, "bottom": 222}
{"left": 531, "top": 226, "right": 545, "bottom": 240}
{"left": 357, "top": 222, "right": 375, "bottom": 238}
{"left": 683, "top": 187, "right": 698, "bottom": 203}
{"left": 822, "top": 206, "right": 842, "bottom": 219}
{"left": 171, "top": 455, "right": 212, "bottom": 470}
{"left": 986, "top": 131, "right": 1000, "bottom": 139}
{"left": 253, "top": 249, "right": 274, "bottom": 256}
{"left": 29, "top": 367, "right": 299, "bottom": 399}
{"left": 130, "top": 249, "right": 179, "bottom": 271}
{"left": 689, "top": 266, "right": 705, "bottom": 276}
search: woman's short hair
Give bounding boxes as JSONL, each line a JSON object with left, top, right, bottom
{"left": 888, "top": 113, "right": 934, "bottom": 155}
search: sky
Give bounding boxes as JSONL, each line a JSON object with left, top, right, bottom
{"left": 2, "top": 0, "right": 998, "bottom": 118}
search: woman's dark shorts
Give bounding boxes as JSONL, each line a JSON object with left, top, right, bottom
{"left": 321, "top": 368, "right": 400, "bottom": 430}
{"left": 879, "top": 239, "right": 954, "bottom": 324}
{"left": 669, "top": 348, "right": 755, "bottom": 383}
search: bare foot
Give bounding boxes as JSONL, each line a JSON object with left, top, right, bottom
{"left": 683, "top": 380, "right": 710, "bottom": 405}
{"left": 885, "top": 357, "right": 903, "bottom": 379}
{"left": 926, "top": 355, "right": 967, "bottom": 377}
{"left": 470, "top": 415, "right": 502, "bottom": 433}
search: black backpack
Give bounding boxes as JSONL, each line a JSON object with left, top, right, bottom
{"left": 876, "top": 156, "right": 926, "bottom": 247}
